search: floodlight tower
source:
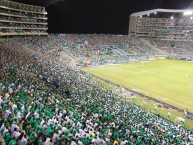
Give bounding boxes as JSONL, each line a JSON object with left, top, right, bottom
{"left": 186, "top": 0, "right": 193, "bottom": 12}
{"left": 180, "top": 1, "right": 193, "bottom": 22}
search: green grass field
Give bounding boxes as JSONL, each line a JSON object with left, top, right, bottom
{"left": 82, "top": 60, "right": 193, "bottom": 112}
{"left": 81, "top": 59, "right": 193, "bottom": 112}
{"left": 81, "top": 59, "right": 193, "bottom": 129}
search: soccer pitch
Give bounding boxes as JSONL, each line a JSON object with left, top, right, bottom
{"left": 81, "top": 59, "right": 193, "bottom": 113}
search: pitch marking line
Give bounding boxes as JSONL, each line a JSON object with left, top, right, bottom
{"left": 92, "top": 72, "right": 193, "bottom": 112}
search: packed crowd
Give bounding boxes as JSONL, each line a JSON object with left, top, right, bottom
{"left": 137, "top": 17, "right": 193, "bottom": 40}
{"left": 50, "top": 34, "right": 157, "bottom": 65}
{"left": 150, "top": 39, "right": 193, "bottom": 58}
{"left": 0, "top": 0, "right": 47, "bottom": 36}
{"left": 0, "top": 36, "right": 193, "bottom": 145}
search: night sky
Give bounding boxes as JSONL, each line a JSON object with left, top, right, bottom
{"left": 12, "top": 0, "right": 193, "bottom": 34}
{"left": 46, "top": 0, "right": 193, "bottom": 34}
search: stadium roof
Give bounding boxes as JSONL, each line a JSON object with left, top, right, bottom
{"left": 131, "top": 9, "right": 193, "bottom": 17}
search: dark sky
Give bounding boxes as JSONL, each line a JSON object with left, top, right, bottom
{"left": 12, "top": 0, "right": 193, "bottom": 34}
{"left": 46, "top": 0, "right": 192, "bottom": 34}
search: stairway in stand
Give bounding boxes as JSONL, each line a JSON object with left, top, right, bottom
{"left": 140, "top": 38, "right": 168, "bottom": 55}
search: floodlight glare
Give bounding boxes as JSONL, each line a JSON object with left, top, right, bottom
{"left": 171, "top": 16, "right": 174, "bottom": 19}
{"left": 147, "top": 14, "right": 149, "bottom": 16}
{"left": 154, "top": 12, "right": 157, "bottom": 14}
{"left": 184, "top": 10, "right": 193, "bottom": 16}
{"left": 191, "top": 17, "right": 193, "bottom": 19}
{"left": 140, "top": 16, "right": 142, "bottom": 17}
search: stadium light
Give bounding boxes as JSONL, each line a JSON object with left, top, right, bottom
{"left": 170, "top": 16, "right": 174, "bottom": 20}
{"left": 154, "top": 12, "right": 157, "bottom": 14}
{"left": 184, "top": 10, "right": 193, "bottom": 16}
{"left": 140, "top": 15, "right": 142, "bottom": 17}
{"left": 147, "top": 14, "right": 150, "bottom": 16}
{"left": 191, "top": 17, "right": 193, "bottom": 19}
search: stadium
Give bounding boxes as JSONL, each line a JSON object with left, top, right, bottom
{"left": 0, "top": 0, "right": 193, "bottom": 144}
